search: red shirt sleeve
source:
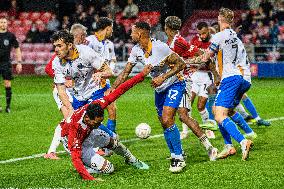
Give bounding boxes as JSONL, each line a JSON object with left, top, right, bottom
{"left": 172, "top": 37, "right": 190, "bottom": 57}
{"left": 45, "top": 54, "right": 57, "bottom": 78}
{"left": 68, "top": 121, "right": 95, "bottom": 180}
{"left": 92, "top": 71, "right": 145, "bottom": 109}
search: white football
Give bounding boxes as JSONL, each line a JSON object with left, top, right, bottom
{"left": 135, "top": 123, "right": 151, "bottom": 139}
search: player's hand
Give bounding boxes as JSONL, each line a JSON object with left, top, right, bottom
{"left": 104, "top": 88, "right": 113, "bottom": 96}
{"left": 93, "top": 72, "right": 102, "bottom": 84}
{"left": 94, "top": 178, "right": 104, "bottom": 182}
{"left": 151, "top": 76, "right": 165, "bottom": 88}
{"left": 65, "top": 79, "right": 73, "bottom": 88}
{"left": 141, "top": 65, "right": 152, "bottom": 76}
{"left": 16, "top": 63, "right": 22, "bottom": 74}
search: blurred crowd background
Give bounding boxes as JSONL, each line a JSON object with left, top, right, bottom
{"left": 0, "top": 0, "right": 283, "bottom": 64}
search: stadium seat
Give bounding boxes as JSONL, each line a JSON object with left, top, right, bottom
{"left": 16, "top": 34, "right": 26, "bottom": 43}
{"left": 40, "top": 12, "right": 52, "bottom": 23}
{"left": 33, "top": 43, "right": 46, "bottom": 52}
{"left": 19, "top": 12, "right": 31, "bottom": 21}
{"left": 36, "top": 52, "right": 51, "bottom": 63}
{"left": 44, "top": 43, "right": 54, "bottom": 52}
{"left": 30, "top": 12, "right": 41, "bottom": 22}
{"left": 23, "top": 52, "right": 37, "bottom": 63}
{"left": 21, "top": 43, "right": 33, "bottom": 51}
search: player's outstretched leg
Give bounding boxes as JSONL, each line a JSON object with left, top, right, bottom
{"left": 242, "top": 96, "right": 271, "bottom": 126}
{"left": 230, "top": 112, "right": 257, "bottom": 140}
{"left": 112, "top": 141, "right": 149, "bottom": 170}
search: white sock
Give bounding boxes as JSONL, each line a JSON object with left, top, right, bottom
{"left": 47, "top": 124, "right": 62, "bottom": 154}
{"left": 199, "top": 109, "right": 209, "bottom": 123}
{"left": 235, "top": 104, "right": 249, "bottom": 118}
{"left": 113, "top": 142, "right": 136, "bottom": 163}
{"left": 254, "top": 116, "right": 261, "bottom": 121}
{"left": 182, "top": 122, "right": 189, "bottom": 133}
{"left": 199, "top": 134, "right": 212, "bottom": 151}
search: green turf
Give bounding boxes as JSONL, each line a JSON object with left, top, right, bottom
{"left": 0, "top": 76, "right": 283, "bottom": 189}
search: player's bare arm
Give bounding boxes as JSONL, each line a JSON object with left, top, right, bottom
{"left": 208, "top": 59, "right": 221, "bottom": 86}
{"left": 56, "top": 83, "right": 74, "bottom": 116}
{"left": 187, "top": 48, "right": 215, "bottom": 65}
{"left": 151, "top": 52, "right": 185, "bottom": 88}
{"left": 111, "top": 62, "right": 136, "bottom": 90}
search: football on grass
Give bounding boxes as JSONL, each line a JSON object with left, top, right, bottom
{"left": 135, "top": 123, "right": 151, "bottom": 139}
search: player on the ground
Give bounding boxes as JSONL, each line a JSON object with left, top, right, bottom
{"left": 60, "top": 67, "right": 151, "bottom": 180}
{"left": 164, "top": 16, "right": 217, "bottom": 161}
{"left": 189, "top": 8, "right": 253, "bottom": 160}
{"left": 190, "top": 22, "right": 220, "bottom": 131}
{"left": 108, "top": 22, "right": 187, "bottom": 173}
{"left": 0, "top": 17, "right": 22, "bottom": 113}
{"left": 86, "top": 17, "right": 117, "bottom": 132}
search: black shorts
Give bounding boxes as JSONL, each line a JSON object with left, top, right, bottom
{"left": 0, "top": 63, "right": 13, "bottom": 80}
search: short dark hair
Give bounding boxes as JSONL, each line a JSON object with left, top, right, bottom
{"left": 165, "top": 16, "right": 182, "bottom": 30}
{"left": 51, "top": 30, "right": 74, "bottom": 44}
{"left": 134, "top": 21, "right": 151, "bottom": 31}
{"left": 95, "top": 17, "right": 113, "bottom": 31}
{"left": 197, "top": 22, "right": 208, "bottom": 30}
{"left": 86, "top": 103, "right": 104, "bottom": 120}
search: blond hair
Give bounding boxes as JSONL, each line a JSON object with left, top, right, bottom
{"left": 165, "top": 16, "right": 182, "bottom": 31}
{"left": 219, "top": 7, "right": 234, "bottom": 24}
{"left": 70, "top": 23, "right": 87, "bottom": 35}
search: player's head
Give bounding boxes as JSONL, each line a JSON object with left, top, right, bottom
{"left": 196, "top": 22, "right": 210, "bottom": 42}
{"left": 164, "top": 16, "right": 182, "bottom": 34}
{"left": 95, "top": 17, "right": 113, "bottom": 39}
{"left": 131, "top": 22, "right": 151, "bottom": 43}
{"left": 84, "top": 103, "right": 104, "bottom": 127}
{"left": 218, "top": 7, "right": 234, "bottom": 26}
{"left": 51, "top": 30, "right": 74, "bottom": 59}
{"left": 70, "top": 23, "right": 87, "bottom": 45}
{"left": 0, "top": 17, "right": 8, "bottom": 31}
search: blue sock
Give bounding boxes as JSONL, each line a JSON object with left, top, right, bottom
{"left": 164, "top": 130, "right": 174, "bottom": 155}
{"left": 99, "top": 124, "right": 114, "bottom": 137}
{"left": 218, "top": 123, "right": 232, "bottom": 144}
{"left": 164, "top": 124, "right": 182, "bottom": 156}
{"left": 222, "top": 117, "right": 245, "bottom": 143}
{"left": 106, "top": 119, "right": 116, "bottom": 132}
{"left": 242, "top": 97, "right": 259, "bottom": 119}
{"left": 207, "top": 94, "right": 216, "bottom": 120}
{"left": 231, "top": 112, "right": 253, "bottom": 134}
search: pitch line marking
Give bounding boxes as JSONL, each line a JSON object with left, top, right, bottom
{"left": 0, "top": 116, "right": 283, "bottom": 164}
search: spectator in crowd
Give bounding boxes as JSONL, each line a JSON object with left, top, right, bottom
{"left": 78, "top": 12, "right": 92, "bottom": 32}
{"left": 259, "top": 0, "right": 273, "bottom": 18}
{"left": 273, "top": 1, "right": 284, "bottom": 25}
{"left": 91, "top": 14, "right": 100, "bottom": 33}
{"left": 61, "top": 16, "right": 71, "bottom": 30}
{"left": 151, "top": 23, "right": 167, "bottom": 43}
{"left": 122, "top": 0, "right": 139, "bottom": 19}
{"left": 7, "top": 0, "right": 18, "bottom": 19}
{"left": 269, "top": 20, "right": 280, "bottom": 45}
{"left": 72, "top": 3, "right": 84, "bottom": 23}
{"left": 47, "top": 13, "right": 60, "bottom": 33}
{"left": 24, "top": 23, "right": 41, "bottom": 43}
{"left": 102, "top": 0, "right": 121, "bottom": 20}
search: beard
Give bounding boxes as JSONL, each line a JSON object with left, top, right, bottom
{"left": 201, "top": 35, "right": 210, "bottom": 42}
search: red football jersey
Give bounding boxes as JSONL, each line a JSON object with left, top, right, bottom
{"left": 60, "top": 71, "right": 145, "bottom": 180}
{"left": 45, "top": 54, "right": 57, "bottom": 78}
{"left": 190, "top": 35, "right": 211, "bottom": 49}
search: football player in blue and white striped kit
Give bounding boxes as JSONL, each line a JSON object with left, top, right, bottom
{"left": 189, "top": 8, "right": 253, "bottom": 161}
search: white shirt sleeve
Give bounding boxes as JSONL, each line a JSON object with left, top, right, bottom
{"left": 88, "top": 48, "right": 104, "bottom": 70}
{"left": 209, "top": 33, "right": 221, "bottom": 53}
{"left": 53, "top": 60, "right": 66, "bottom": 84}
{"left": 127, "top": 46, "right": 142, "bottom": 65}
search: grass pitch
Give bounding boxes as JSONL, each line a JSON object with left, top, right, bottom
{"left": 0, "top": 76, "right": 283, "bottom": 189}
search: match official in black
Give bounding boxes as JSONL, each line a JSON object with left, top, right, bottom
{"left": 0, "top": 17, "right": 22, "bottom": 113}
